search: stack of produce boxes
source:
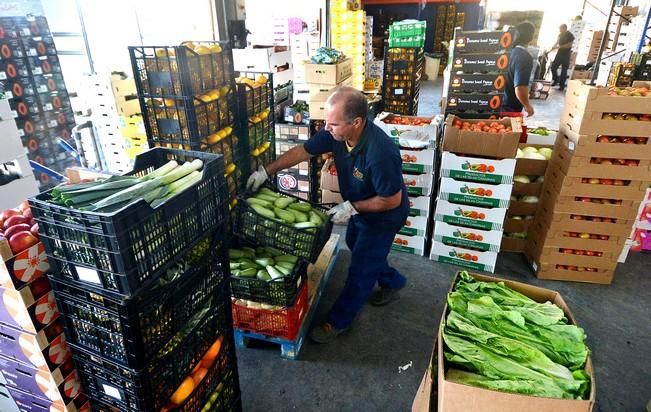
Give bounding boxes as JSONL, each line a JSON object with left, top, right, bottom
{"left": 231, "top": 187, "right": 333, "bottom": 343}
{"left": 433, "top": 4, "right": 465, "bottom": 54}
{"left": 275, "top": 123, "right": 320, "bottom": 201}
{"left": 0, "top": 16, "right": 76, "bottom": 190}
{"left": 330, "top": 0, "right": 366, "bottom": 91}
{"left": 374, "top": 113, "right": 438, "bottom": 256}
{"left": 29, "top": 148, "right": 241, "bottom": 411}
{"left": 382, "top": 38, "right": 425, "bottom": 116}
{"left": 430, "top": 115, "right": 521, "bottom": 272}
{"left": 0, "top": 200, "right": 89, "bottom": 412}
{"left": 526, "top": 80, "right": 651, "bottom": 284}
{"left": 303, "top": 56, "right": 352, "bottom": 121}
{"left": 129, "top": 41, "right": 240, "bottom": 212}
{"left": 445, "top": 29, "right": 514, "bottom": 119}
{"left": 289, "top": 31, "right": 321, "bottom": 103}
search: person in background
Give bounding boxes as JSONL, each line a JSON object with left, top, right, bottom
{"left": 502, "top": 21, "right": 536, "bottom": 117}
{"left": 246, "top": 86, "right": 409, "bottom": 344}
{"left": 550, "top": 24, "right": 575, "bottom": 91}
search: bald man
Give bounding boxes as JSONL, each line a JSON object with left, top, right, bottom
{"left": 247, "top": 86, "right": 409, "bottom": 344}
{"left": 551, "top": 24, "right": 575, "bottom": 91}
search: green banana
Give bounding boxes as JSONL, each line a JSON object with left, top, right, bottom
{"left": 288, "top": 208, "right": 308, "bottom": 222}
{"left": 228, "top": 249, "right": 244, "bottom": 259}
{"left": 275, "top": 254, "right": 298, "bottom": 264}
{"left": 246, "top": 197, "right": 272, "bottom": 208}
{"left": 259, "top": 187, "right": 280, "bottom": 198}
{"left": 309, "top": 210, "right": 323, "bottom": 225}
{"left": 274, "top": 197, "right": 296, "bottom": 209}
{"left": 251, "top": 204, "right": 276, "bottom": 219}
{"left": 288, "top": 202, "right": 312, "bottom": 212}
{"left": 256, "top": 269, "right": 271, "bottom": 281}
{"left": 274, "top": 207, "right": 296, "bottom": 223}
{"left": 266, "top": 265, "right": 284, "bottom": 280}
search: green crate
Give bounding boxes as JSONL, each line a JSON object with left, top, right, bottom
{"left": 389, "top": 36, "right": 425, "bottom": 48}
{"left": 389, "top": 24, "right": 426, "bottom": 38}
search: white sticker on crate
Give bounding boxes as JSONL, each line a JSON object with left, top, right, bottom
{"left": 103, "top": 384, "right": 122, "bottom": 400}
{"left": 75, "top": 266, "right": 102, "bottom": 285}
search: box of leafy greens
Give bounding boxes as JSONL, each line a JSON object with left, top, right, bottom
{"left": 412, "top": 271, "right": 595, "bottom": 412}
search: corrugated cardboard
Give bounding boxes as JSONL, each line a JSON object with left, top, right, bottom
{"left": 401, "top": 149, "right": 436, "bottom": 174}
{"left": 307, "top": 92, "right": 329, "bottom": 120}
{"left": 412, "top": 271, "right": 596, "bottom": 411}
{"left": 307, "top": 76, "right": 353, "bottom": 96}
{"left": 320, "top": 158, "right": 339, "bottom": 192}
{"left": 233, "top": 48, "right": 292, "bottom": 73}
{"left": 321, "top": 189, "right": 343, "bottom": 204}
{"left": 441, "top": 152, "right": 516, "bottom": 184}
{"left": 304, "top": 59, "right": 352, "bottom": 85}
{"left": 433, "top": 220, "right": 503, "bottom": 252}
{"left": 409, "top": 196, "right": 433, "bottom": 218}
{"left": 429, "top": 241, "right": 498, "bottom": 272}
{"left": 373, "top": 113, "right": 438, "bottom": 149}
{"left": 442, "top": 115, "right": 521, "bottom": 159}
{"left": 537, "top": 185, "right": 640, "bottom": 220}
{"left": 438, "top": 177, "right": 512, "bottom": 209}
{"left": 400, "top": 216, "right": 429, "bottom": 237}
{"left": 435, "top": 199, "right": 507, "bottom": 231}
{"left": 515, "top": 144, "right": 552, "bottom": 176}
{"left": 557, "top": 125, "right": 651, "bottom": 160}
{"left": 392, "top": 234, "right": 427, "bottom": 256}
{"left": 404, "top": 173, "right": 434, "bottom": 197}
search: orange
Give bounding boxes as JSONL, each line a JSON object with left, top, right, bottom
{"left": 192, "top": 367, "right": 209, "bottom": 385}
{"left": 203, "top": 336, "right": 223, "bottom": 363}
{"left": 170, "top": 377, "right": 195, "bottom": 405}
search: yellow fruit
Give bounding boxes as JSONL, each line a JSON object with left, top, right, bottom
{"left": 220, "top": 86, "right": 230, "bottom": 95}
{"left": 207, "top": 90, "right": 221, "bottom": 100}
{"left": 170, "top": 377, "right": 195, "bottom": 405}
{"left": 182, "top": 41, "right": 195, "bottom": 49}
{"left": 162, "top": 98, "right": 176, "bottom": 107}
{"left": 197, "top": 94, "right": 211, "bottom": 103}
{"left": 206, "top": 133, "right": 220, "bottom": 144}
{"left": 223, "top": 126, "right": 233, "bottom": 135}
{"left": 256, "top": 75, "right": 268, "bottom": 84}
{"left": 250, "top": 116, "right": 261, "bottom": 124}
{"left": 155, "top": 48, "right": 168, "bottom": 57}
{"left": 209, "top": 44, "right": 222, "bottom": 53}
{"left": 194, "top": 45, "right": 210, "bottom": 55}
{"left": 224, "top": 163, "right": 236, "bottom": 176}
{"left": 251, "top": 148, "right": 260, "bottom": 156}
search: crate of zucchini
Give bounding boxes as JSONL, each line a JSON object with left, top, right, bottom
{"left": 235, "top": 186, "right": 332, "bottom": 262}
{"left": 29, "top": 148, "right": 229, "bottom": 296}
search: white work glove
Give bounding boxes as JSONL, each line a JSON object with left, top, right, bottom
{"left": 326, "top": 201, "right": 358, "bottom": 224}
{"left": 246, "top": 165, "right": 269, "bottom": 192}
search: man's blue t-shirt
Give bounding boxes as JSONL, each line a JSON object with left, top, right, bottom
{"left": 502, "top": 46, "right": 534, "bottom": 112}
{"left": 304, "top": 121, "right": 409, "bottom": 231}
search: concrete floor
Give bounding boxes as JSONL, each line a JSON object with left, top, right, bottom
{"left": 235, "top": 81, "right": 651, "bottom": 412}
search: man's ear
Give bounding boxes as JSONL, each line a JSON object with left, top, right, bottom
{"left": 354, "top": 117, "right": 363, "bottom": 128}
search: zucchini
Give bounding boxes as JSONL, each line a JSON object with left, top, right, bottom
{"left": 241, "top": 247, "right": 256, "bottom": 258}
{"left": 274, "top": 207, "right": 296, "bottom": 223}
{"left": 239, "top": 259, "right": 260, "bottom": 270}
{"left": 276, "top": 261, "right": 296, "bottom": 270}
{"left": 309, "top": 210, "right": 323, "bottom": 225}
{"left": 255, "top": 257, "right": 275, "bottom": 267}
{"left": 274, "top": 265, "right": 292, "bottom": 276}
{"left": 254, "top": 193, "right": 278, "bottom": 203}
{"left": 275, "top": 254, "right": 298, "bottom": 264}
{"left": 229, "top": 249, "right": 245, "bottom": 259}
{"left": 266, "top": 265, "right": 284, "bottom": 280}
{"left": 294, "top": 221, "right": 317, "bottom": 229}
{"left": 247, "top": 197, "right": 272, "bottom": 208}
{"left": 274, "top": 197, "right": 296, "bottom": 209}
{"left": 251, "top": 204, "right": 276, "bottom": 219}
{"left": 256, "top": 269, "right": 271, "bottom": 281}
{"left": 288, "top": 208, "right": 308, "bottom": 223}
{"left": 288, "top": 202, "right": 312, "bottom": 212}
{"left": 238, "top": 267, "right": 257, "bottom": 277}
{"left": 264, "top": 246, "right": 284, "bottom": 257}
{"left": 259, "top": 187, "right": 280, "bottom": 198}
{"left": 229, "top": 262, "right": 241, "bottom": 270}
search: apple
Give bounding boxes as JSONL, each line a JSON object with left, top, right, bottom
{"left": 597, "top": 136, "right": 610, "bottom": 143}
{"left": 613, "top": 179, "right": 625, "bottom": 186}
{"left": 626, "top": 160, "right": 639, "bottom": 166}
{"left": 4, "top": 223, "right": 31, "bottom": 240}
{"left": 30, "top": 223, "right": 39, "bottom": 238}
{"left": 17, "top": 200, "right": 30, "bottom": 212}
{"left": 3, "top": 215, "right": 31, "bottom": 230}
{"left": 588, "top": 178, "right": 600, "bottom": 185}
{"left": 9, "top": 231, "right": 39, "bottom": 254}
{"left": 22, "top": 208, "right": 32, "bottom": 220}
{"left": 599, "top": 159, "right": 613, "bottom": 165}
{"left": 1, "top": 209, "right": 21, "bottom": 223}
{"left": 600, "top": 179, "right": 613, "bottom": 185}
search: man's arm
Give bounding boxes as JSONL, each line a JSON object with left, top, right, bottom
{"left": 515, "top": 85, "right": 534, "bottom": 117}
{"left": 263, "top": 145, "right": 312, "bottom": 175}
{"left": 352, "top": 190, "right": 402, "bottom": 213}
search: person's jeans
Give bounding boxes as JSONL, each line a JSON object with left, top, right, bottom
{"left": 551, "top": 52, "right": 571, "bottom": 88}
{"left": 327, "top": 216, "right": 407, "bottom": 329}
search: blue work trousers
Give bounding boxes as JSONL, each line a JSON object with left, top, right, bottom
{"left": 327, "top": 216, "right": 407, "bottom": 329}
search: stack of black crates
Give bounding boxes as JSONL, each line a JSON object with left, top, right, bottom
{"left": 29, "top": 148, "right": 241, "bottom": 412}
{"left": 445, "top": 29, "right": 514, "bottom": 119}
{"left": 382, "top": 47, "right": 424, "bottom": 115}
{"left": 0, "top": 16, "right": 76, "bottom": 190}
{"left": 632, "top": 52, "right": 651, "bottom": 81}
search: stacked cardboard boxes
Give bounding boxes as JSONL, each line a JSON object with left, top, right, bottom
{"left": 290, "top": 31, "right": 321, "bottom": 102}
{"left": 330, "top": 0, "right": 366, "bottom": 91}
{"left": 430, "top": 115, "right": 521, "bottom": 272}
{"left": 303, "top": 59, "right": 353, "bottom": 120}
{"left": 628, "top": 188, "right": 651, "bottom": 253}
{"left": 275, "top": 123, "right": 320, "bottom": 201}
{"left": 374, "top": 113, "right": 439, "bottom": 256}
{"left": 526, "top": 80, "right": 651, "bottom": 284}
{"left": 233, "top": 47, "right": 293, "bottom": 88}
{"left": 445, "top": 29, "right": 514, "bottom": 119}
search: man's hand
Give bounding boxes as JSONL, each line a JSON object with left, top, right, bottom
{"left": 524, "top": 104, "right": 535, "bottom": 117}
{"left": 246, "top": 165, "right": 268, "bottom": 192}
{"left": 326, "top": 201, "right": 358, "bottom": 224}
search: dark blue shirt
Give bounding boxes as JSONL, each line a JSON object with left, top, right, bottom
{"left": 304, "top": 121, "right": 409, "bottom": 231}
{"left": 502, "top": 45, "right": 533, "bottom": 112}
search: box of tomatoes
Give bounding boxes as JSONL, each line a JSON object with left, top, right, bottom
{"left": 443, "top": 114, "right": 521, "bottom": 158}
{"left": 440, "top": 152, "right": 516, "bottom": 184}
{"left": 374, "top": 112, "right": 438, "bottom": 149}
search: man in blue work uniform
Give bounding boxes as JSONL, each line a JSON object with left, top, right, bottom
{"left": 246, "top": 86, "right": 409, "bottom": 344}
{"left": 502, "top": 21, "right": 536, "bottom": 117}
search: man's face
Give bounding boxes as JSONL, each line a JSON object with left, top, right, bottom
{"left": 324, "top": 102, "right": 359, "bottom": 141}
{"left": 560, "top": 24, "right": 567, "bottom": 33}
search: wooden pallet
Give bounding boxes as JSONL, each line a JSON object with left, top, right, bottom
{"left": 233, "top": 234, "right": 341, "bottom": 359}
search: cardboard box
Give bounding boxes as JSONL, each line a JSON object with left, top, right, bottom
{"left": 556, "top": 125, "right": 651, "bottom": 160}
{"left": 453, "top": 29, "right": 514, "bottom": 53}
{"left": 450, "top": 52, "right": 510, "bottom": 73}
{"left": 438, "top": 177, "right": 512, "bottom": 209}
{"left": 1, "top": 242, "right": 50, "bottom": 290}
{"left": 284, "top": 105, "right": 310, "bottom": 125}
{"left": 0, "top": 382, "right": 20, "bottom": 412}
{"left": 304, "top": 59, "right": 352, "bottom": 85}
{"left": 446, "top": 93, "right": 503, "bottom": 112}
{"left": 449, "top": 73, "right": 507, "bottom": 93}
{"left": 500, "top": 236, "right": 528, "bottom": 252}
{"left": 545, "top": 164, "right": 649, "bottom": 201}
{"left": 392, "top": 234, "right": 427, "bottom": 256}
{"left": 233, "top": 48, "right": 292, "bottom": 73}
{"left": 399, "top": 216, "right": 429, "bottom": 237}
{"left": 508, "top": 199, "right": 539, "bottom": 217}
{"left": 7, "top": 385, "right": 88, "bottom": 412}
{"left": 320, "top": 159, "right": 339, "bottom": 191}
{"left": 429, "top": 240, "right": 498, "bottom": 272}
{"left": 440, "top": 152, "right": 515, "bottom": 184}
{"left": 321, "top": 189, "right": 343, "bottom": 204}
{"left": 307, "top": 76, "right": 353, "bottom": 96}
{"left": 275, "top": 124, "right": 309, "bottom": 141}
{"left": 374, "top": 113, "right": 438, "bottom": 149}
{"left": 503, "top": 216, "right": 533, "bottom": 232}
{"left": 442, "top": 115, "right": 521, "bottom": 159}
{"left": 537, "top": 185, "right": 640, "bottom": 220}
{"left": 0, "top": 355, "right": 80, "bottom": 404}
{"left": 434, "top": 199, "right": 507, "bottom": 231}
{"left": 404, "top": 173, "right": 434, "bottom": 197}
{"left": 536, "top": 203, "right": 634, "bottom": 238}
{"left": 532, "top": 261, "right": 614, "bottom": 284}
{"left": 0, "top": 321, "right": 70, "bottom": 371}
{"left": 411, "top": 271, "right": 596, "bottom": 411}
{"left": 0, "top": 279, "right": 59, "bottom": 334}
{"left": 515, "top": 143, "right": 552, "bottom": 176}
{"left": 401, "top": 149, "right": 436, "bottom": 174}
{"left": 409, "top": 196, "right": 432, "bottom": 217}
{"left": 433, "top": 220, "right": 503, "bottom": 252}
{"left": 512, "top": 180, "right": 544, "bottom": 196}
{"left": 109, "top": 74, "right": 137, "bottom": 99}
{"left": 307, "top": 91, "right": 328, "bottom": 120}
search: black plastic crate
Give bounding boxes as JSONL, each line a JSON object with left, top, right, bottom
{"left": 249, "top": 142, "right": 274, "bottom": 174}
{"left": 0, "top": 38, "right": 25, "bottom": 59}
{"left": 27, "top": 54, "right": 61, "bottom": 75}
{"left": 235, "top": 71, "right": 273, "bottom": 118}
{"left": 70, "top": 305, "right": 233, "bottom": 412}
{"left": 235, "top": 185, "right": 332, "bottom": 262}
{"left": 142, "top": 93, "right": 235, "bottom": 148}
{"left": 50, "top": 239, "right": 227, "bottom": 369}
{"left": 129, "top": 41, "right": 233, "bottom": 97}
{"left": 29, "top": 148, "right": 229, "bottom": 297}
{"left": 32, "top": 73, "right": 67, "bottom": 93}
{"left": 229, "top": 238, "right": 308, "bottom": 306}
{"left": 0, "top": 57, "right": 30, "bottom": 79}
{"left": 1, "top": 77, "right": 35, "bottom": 98}
{"left": 246, "top": 118, "right": 274, "bottom": 151}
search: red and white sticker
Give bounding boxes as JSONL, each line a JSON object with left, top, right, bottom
{"left": 63, "top": 371, "right": 81, "bottom": 399}
{"left": 35, "top": 291, "right": 59, "bottom": 326}
{"left": 12, "top": 243, "right": 49, "bottom": 283}
{"left": 48, "top": 334, "right": 71, "bottom": 365}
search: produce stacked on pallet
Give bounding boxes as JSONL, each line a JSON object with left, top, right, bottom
{"left": 29, "top": 148, "right": 241, "bottom": 410}
{"left": 382, "top": 44, "right": 424, "bottom": 116}
{"left": 373, "top": 113, "right": 438, "bottom": 256}
{"left": 444, "top": 29, "right": 514, "bottom": 119}
{"left": 430, "top": 115, "right": 522, "bottom": 273}
{"left": 330, "top": 0, "right": 366, "bottom": 91}
{"left": 1, "top": 98, "right": 40, "bottom": 210}
{"left": 572, "top": 29, "right": 603, "bottom": 80}
{"left": 304, "top": 48, "right": 352, "bottom": 120}
{"left": 0, "top": 200, "right": 90, "bottom": 412}
{"left": 526, "top": 80, "right": 651, "bottom": 284}
{"left": 596, "top": 6, "right": 640, "bottom": 86}
{"left": 230, "top": 186, "right": 333, "bottom": 342}
{"left": 129, "top": 41, "right": 240, "bottom": 212}
{"left": 0, "top": 16, "right": 77, "bottom": 190}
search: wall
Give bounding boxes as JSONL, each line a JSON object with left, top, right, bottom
{"left": 364, "top": 2, "right": 481, "bottom": 53}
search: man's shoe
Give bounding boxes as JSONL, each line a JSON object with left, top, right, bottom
{"left": 309, "top": 323, "right": 348, "bottom": 344}
{"left": 558, "top": 86, "right": 566, "bottom": 91}
{"left": 369, "top": 287, "right": 401, "bottom": 306}
{"left": 551, "top": 81, "right": 558, "bottom": 86}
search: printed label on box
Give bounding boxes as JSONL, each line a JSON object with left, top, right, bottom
{"left": 434, "top": 200, "right": 507, "bottom": 231}
{"left": 429, "top": 241, "right": 497, "bottom": 272}
{"left": 440, "top": 152, "right": 515, "bottom": 184}
{"left": 399, "top": 216, "right": 429, "bottom": 237}
{"left": 403, "top": 173, "right": 434, "bottom": 197}
{"left": 409, "top": 196, "right": 432, "bottom": 217}
{"left": 438, "top": 177, "right": 512, "bottom": 208}
{"left": 433, "top": 221, "right": 503, "bottom": 252}
{"left": 401, "top": 149, "right": 436, "bottom": 173}
{"left": 392, "top": 235, "right": 426, "bottom": 256}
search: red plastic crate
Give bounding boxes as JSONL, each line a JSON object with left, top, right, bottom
{"left": 231, "top": 283, "right": 308, "bottom": 340}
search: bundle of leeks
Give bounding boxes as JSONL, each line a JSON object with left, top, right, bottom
{"left": 48, "top": 160, "right": 204, "bottom": 212}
